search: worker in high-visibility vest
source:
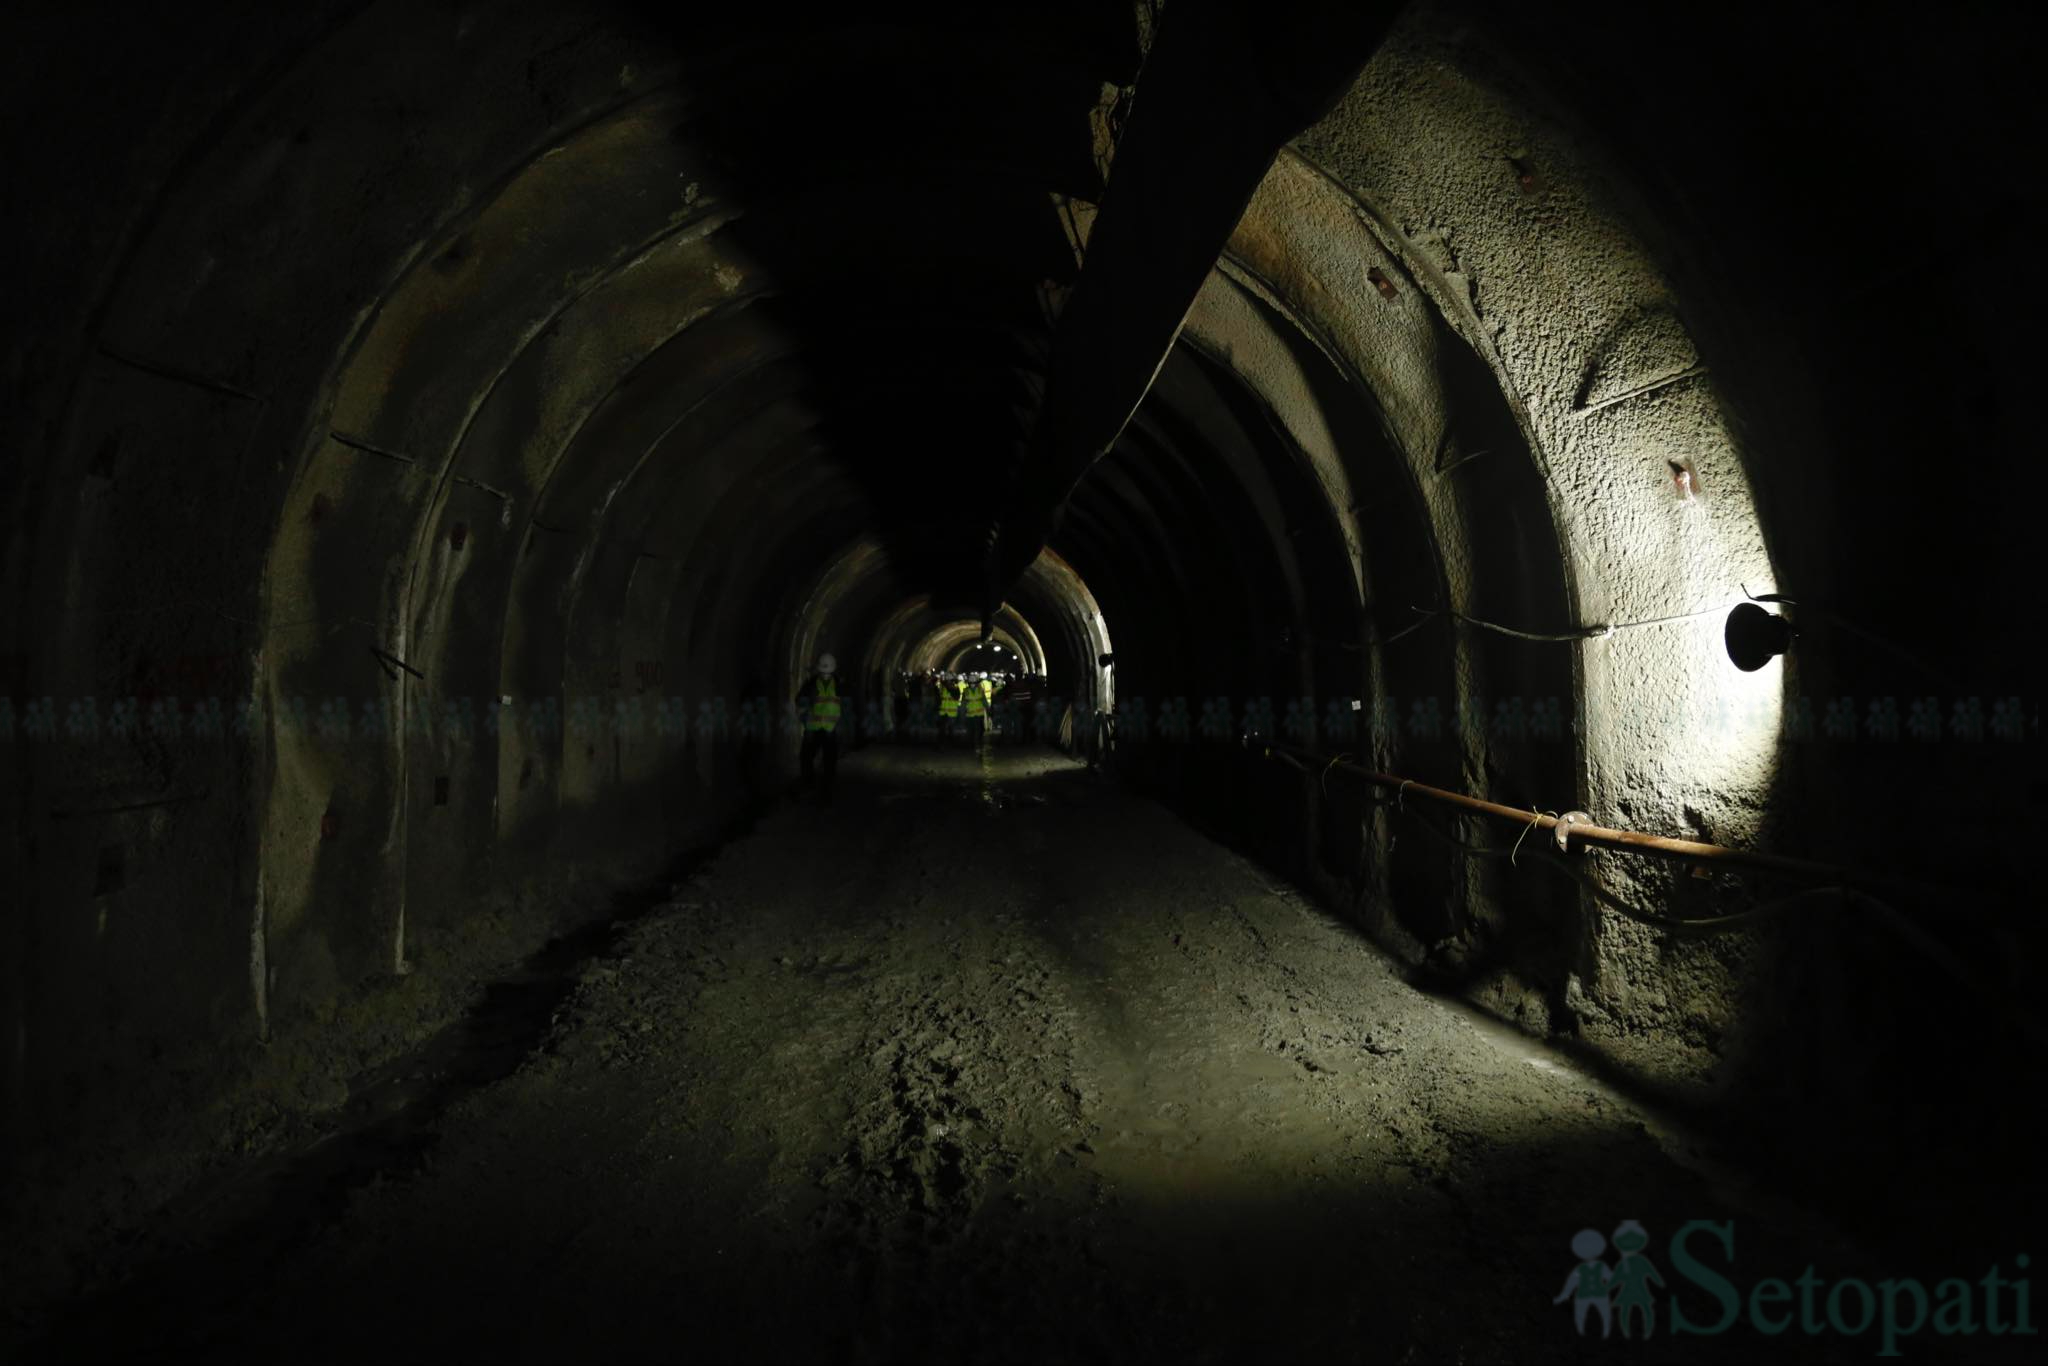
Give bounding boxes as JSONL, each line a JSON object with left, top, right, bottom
{"left": 796, "top": 652, "right": 843, "bottom": 803}
{"left": 962, "top": 671, "right": 989, "bottom": 749}
{"left": 936, "top": 672, "right": 960, "bottom": 744}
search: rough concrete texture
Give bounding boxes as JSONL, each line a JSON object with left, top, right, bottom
{"left": 4, "top": 5, "right": 1138, "bottom": 1312}
{"left": 1217, "top": 2, "right": 1795, "bottom": 1105}
{"left": 26, "top": 749, "right": 2008, "bottom": 1365}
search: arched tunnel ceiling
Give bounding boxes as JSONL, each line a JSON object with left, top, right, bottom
{"left": 13, "top": 0, "right": 1814, "bottom": 994}
{"left": 235, "top": 10, "right": 1148, "bottom": 955}
{"left": 10, "top": 0, "right": 1962, "bottom": 976}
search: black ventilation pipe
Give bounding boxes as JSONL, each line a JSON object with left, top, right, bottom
{"left": 979, "top": 0, "right": 1399, "bottom": 631}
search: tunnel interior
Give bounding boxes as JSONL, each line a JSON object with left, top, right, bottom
{"left": 3, "top": 1, "right": 2041, "bottom": 1359}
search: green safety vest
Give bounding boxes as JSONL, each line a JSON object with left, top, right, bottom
{"left": 937, "top": 685, "right": 959, "bottom": 717}
{"left": 963, "top": 685, "right": 986, "bottom": 717}
{"left": 807, "top": 676, "right": 841, "bottom": 732}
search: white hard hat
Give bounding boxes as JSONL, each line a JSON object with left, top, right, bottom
{"left": 818, "top": 653, "right": 837, "bottom": 675}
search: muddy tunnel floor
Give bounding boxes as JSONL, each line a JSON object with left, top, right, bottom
{"left": 16, "top": 747, "right": 2017, "bottom": 1365}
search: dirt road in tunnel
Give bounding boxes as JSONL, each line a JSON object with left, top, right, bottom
{"left": 28, "top": 747, "right": 1971, "bottom": 1364}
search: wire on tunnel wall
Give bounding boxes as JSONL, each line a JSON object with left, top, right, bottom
{"left": 1381, "top": 598, "right": 1740, "bottom": 647}
{"left": 1381, "top": 589, "right": 1960, "bottom": 696}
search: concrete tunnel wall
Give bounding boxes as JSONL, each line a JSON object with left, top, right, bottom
{"left": 2, "top": 0, "right": 2037, "bottom": 1298}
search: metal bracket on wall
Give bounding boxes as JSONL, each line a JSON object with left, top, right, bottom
{"left": 49, "top": 787, "right": 213, "bottom": 820}
{"left": 1571, "top": 363, "right": 1710, "bottom": 418}
{"left": 1435, "top": 444, "right": 1492, "bottom": 477}
{"left": 451, "top": 473, "right": 510, "bottom": 501}
{"left": 329, "top": 430, "right": 419, "bottom": 466}
{"left": 522, "top": 519, "right": 575, "bottom": 556}
{"left": 97, "top": 344, "right": 262, "bottom": 402}
{"left": 369, "top": 646, "right": 425, "bottom": 682}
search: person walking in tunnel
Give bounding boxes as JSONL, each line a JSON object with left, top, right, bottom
{"left": 1000, "top": 673, "right": 1035, "bottom": 747}
{"left": 936, "top": 671, "right": 959, "bottom": 744}
{"left": 962, "top": 671, "right": 989, "bottom": 750}
{"left": 987, "top": 674, "right": 1009, "bottom": 745}
{"left": 912, "top": 672, "right": 938, "bottom": 740}
{"left": 796, "top": 652, "right": 843, "bottom": 803}
{"left": 1088, "top": 704, "right": 1115, "bottom": 769}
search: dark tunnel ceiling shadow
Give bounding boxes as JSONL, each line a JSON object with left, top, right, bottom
{"left": 602, "top": 4, "right": 1135, "bottom": 596}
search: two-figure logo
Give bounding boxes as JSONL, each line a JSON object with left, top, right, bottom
{"left": 1555, "top": 1220, "right": 1667, "bottom": 1338}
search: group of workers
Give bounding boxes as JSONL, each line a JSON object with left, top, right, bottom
{"left": 932, "top": 670, "right": 996, "bottom": 746}
{"left": 917, "top": 668, "right": 1046, "bottom": 749}
{"left": 793, "top": 654, "right": 1047, "bottom": 804}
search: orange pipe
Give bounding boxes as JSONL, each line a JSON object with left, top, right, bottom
{"left": 1259, "top": 742, "right": 1957, "bottom": 901}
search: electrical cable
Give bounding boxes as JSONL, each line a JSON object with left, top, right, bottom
{"left": 1380, "top": 613, "right": 1435, "bottom": 646}
{"left": 1380, "top": 583, "right": 1957, "bottom": 697}
{"left": 1390, "top": 599, "right": 1735, "bottom": 644}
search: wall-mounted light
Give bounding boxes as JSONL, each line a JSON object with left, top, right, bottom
{"left": 1724, "top": 602, "right": 1794, "bottom": 671}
